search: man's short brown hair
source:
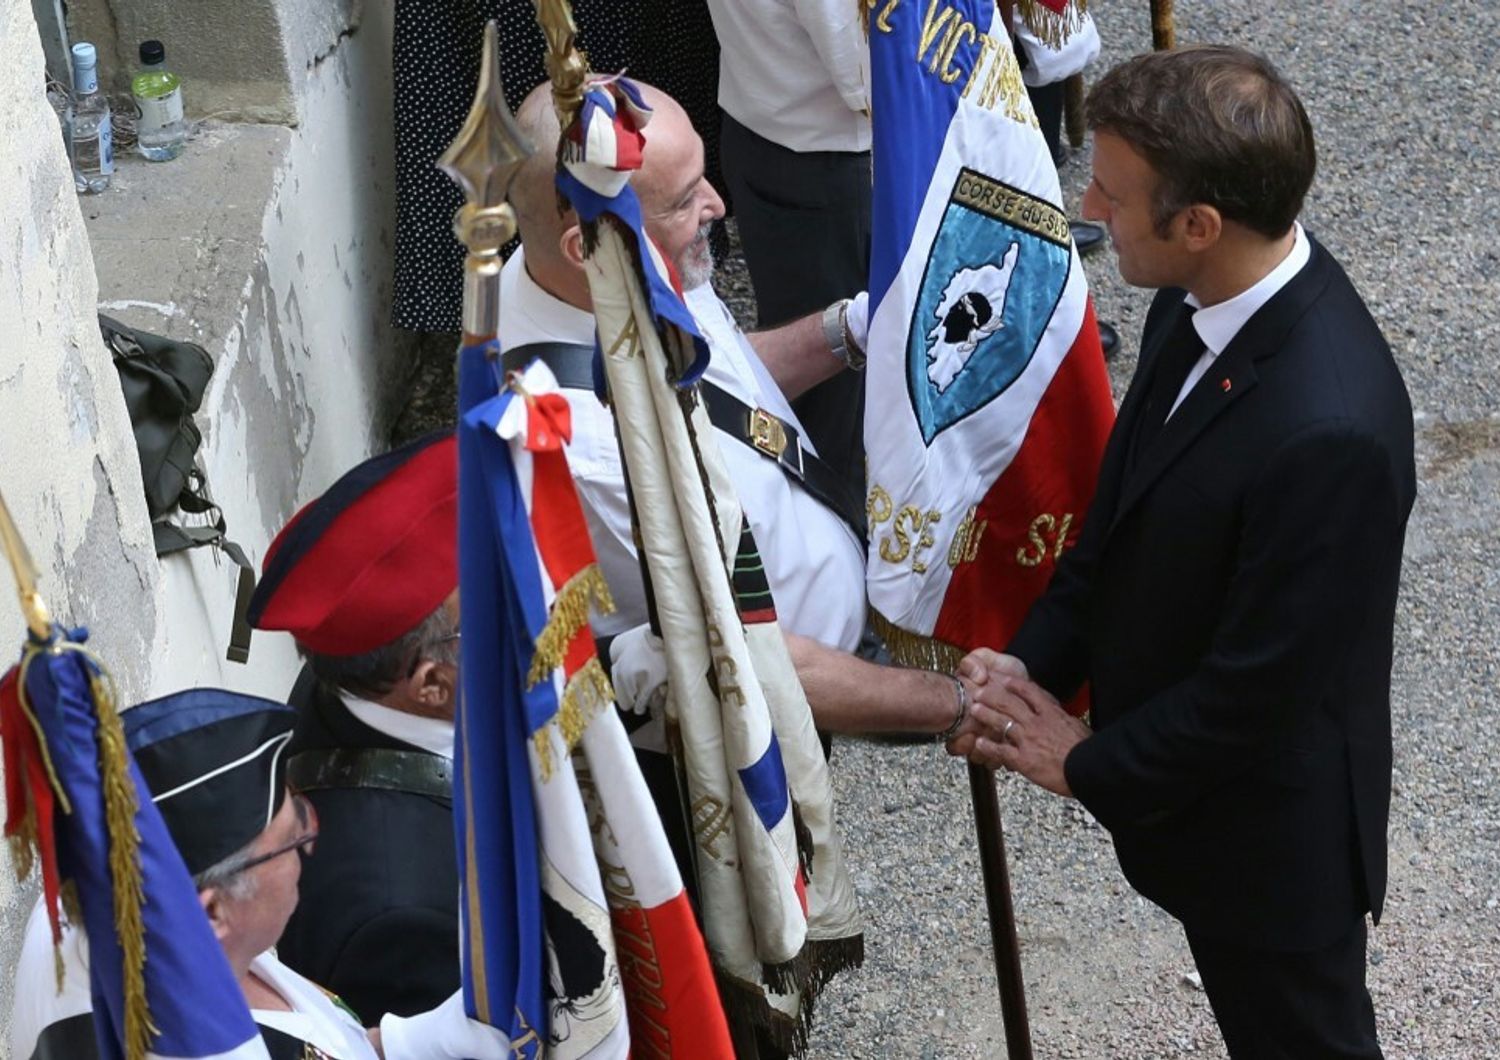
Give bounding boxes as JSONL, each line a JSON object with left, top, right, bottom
{"left": 1086, "top": 45, "right": 1316, "bottom": 239}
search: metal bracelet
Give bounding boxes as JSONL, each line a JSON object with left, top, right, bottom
{"left": 937, "top": 673, "right": 969, "bottom": 742}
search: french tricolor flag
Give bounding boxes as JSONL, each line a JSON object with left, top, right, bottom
{"left": 493, "top": 358, "right": 734, "bottom": 1058}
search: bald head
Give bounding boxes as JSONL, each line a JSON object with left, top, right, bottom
{"left": 508, "top": 80, "right": 724, "bottom": 302}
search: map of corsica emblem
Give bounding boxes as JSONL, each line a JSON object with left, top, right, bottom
{"left": 905, "top": 168, "right": 1072, "bottom": 444}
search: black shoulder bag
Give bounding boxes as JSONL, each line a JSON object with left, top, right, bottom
{"left": 99, "top": 314, "right": 255, "bottom": 662}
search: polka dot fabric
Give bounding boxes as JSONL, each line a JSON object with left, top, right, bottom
{"left": 391, "top": 1, "right": 722, "bottom": 333}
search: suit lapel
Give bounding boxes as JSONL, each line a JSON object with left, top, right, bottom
{"left": 1106, "top": 238, "right": 1335, "bottom": 537}
{"left": 1109, "top": 350, "right": 1259, "bottom": 535}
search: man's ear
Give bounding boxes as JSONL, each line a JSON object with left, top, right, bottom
{"left": 199, "top": 886, "right": 232, "bottom": 945}
{"left": 1179, "top": 203, "right": 1224, "bottom": 251}
{"left": 560, "top": 223, "right": 586, "bottom": 269}
{"left": 410, "top": 659, "right": 457, "bottom": 715}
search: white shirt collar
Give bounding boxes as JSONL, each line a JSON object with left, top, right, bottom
{"left": 1184, "top": 222, "right": 1310, "bottom": 355}
{"left": 499, "top": 249, "right": 596, "bottom": 352}
{"left": 341, "top": 693, "right": 454, "bottom": 760}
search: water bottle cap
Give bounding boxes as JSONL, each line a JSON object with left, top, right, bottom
{"left": 139, "top": 40, "right": 165, "bottom": 65}
{"left": 71, "top": 42, "right": 98, "bottom": 69}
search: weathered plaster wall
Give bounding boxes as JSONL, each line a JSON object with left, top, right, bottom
{"left": 0, "top": 0, "right": 165, "bottom": 1040}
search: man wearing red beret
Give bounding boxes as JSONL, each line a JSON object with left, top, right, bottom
{"left": 247, "top": 430, "right": 463, "bottom": 1026}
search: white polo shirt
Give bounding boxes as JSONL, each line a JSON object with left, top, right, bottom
{"left": 497, "top": 250, "right": 866, "bottom": 654}
{"left": 706, "top": 0, "right": 871, "bottom": 153}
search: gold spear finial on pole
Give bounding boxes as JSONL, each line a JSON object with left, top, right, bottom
{"left": 437, "top": 20, "right": 533, "bottom": 342}
{"left": 0, "top": 490, "right": 53, "bottom": 641}
{"left": 532, "top": 0, "right": 590, "bottom": 132}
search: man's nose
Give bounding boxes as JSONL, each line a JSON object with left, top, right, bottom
{"left": 1080, "top": 186, "right": 1106, "bottom": 223}
{"left": 703, "top": 182, "right": 726, "bottom": 223}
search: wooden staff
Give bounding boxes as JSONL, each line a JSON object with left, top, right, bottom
{"left": 970, "top": 763, "right": 1034, "bottom": 1059}
{"left": 1151, "top": 0, "right": 1176, "bottom": 50}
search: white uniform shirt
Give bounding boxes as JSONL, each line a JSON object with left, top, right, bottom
{"left": 706, "top": 0, "right": 871, "bottom": 153}
{"left": 8, "top": 901, "right": 377, "bottom": 1060}
{"left": 1170, "top": 223, "right": 1311, "bottom": 418}
{"left": 497, "top": 250, "right": 866, "bottom": 654}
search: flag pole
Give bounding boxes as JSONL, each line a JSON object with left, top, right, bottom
{"left": 1150, "top": 0, "right": 1176, "bottom": 50}
{"left": 968, "top": 763, "right": 1033, "bottom": 1059}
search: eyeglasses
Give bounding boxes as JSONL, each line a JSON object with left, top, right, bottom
{"left": 224, "top": 794, "right": 318, "bottom": 876}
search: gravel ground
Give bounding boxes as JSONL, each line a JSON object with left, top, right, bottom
{"left": 779, "top": 2, "right": 1500, "bottom": 1057}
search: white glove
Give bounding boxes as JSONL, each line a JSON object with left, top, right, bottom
{"left": 846, "top": 290, "right": 870, "bottom": 354}
{"left": 378, "top": 990, "right": 511, "bottom": 1060}
{"left": 609, "top": 625, "right": 670, "bottom": 717}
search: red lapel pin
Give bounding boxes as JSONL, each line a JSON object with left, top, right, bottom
{"left": 1220, "top": 378, "right": 1232, "bottom": 393}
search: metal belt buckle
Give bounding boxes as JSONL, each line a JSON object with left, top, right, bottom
{"left": 749, "top": 407, "right": 788, "bottom": 459}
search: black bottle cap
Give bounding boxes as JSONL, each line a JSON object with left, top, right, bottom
{"left": 139, "top": 40, "right": 165, "bottom": 65}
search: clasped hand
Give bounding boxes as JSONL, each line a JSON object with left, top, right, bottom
{"left": 946, "top": 649, "right": 1090, "bottom": 798}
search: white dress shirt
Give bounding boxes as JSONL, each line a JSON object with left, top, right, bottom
{"left": 343, "top": 693, "right": 454, "bottom": 759}
{"left": 707, "top": 0, "right": 871, "bottom": 153}
{"left": 1170, "top": 223, "right": 1311, "bottom": 418}
{"left": 497, "top": 250, "right": 866, "bottom": 654}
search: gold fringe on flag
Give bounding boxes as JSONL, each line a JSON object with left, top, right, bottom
{"left": 1016, "top": 0, "right": 1089, "bottom": 50}
{"left": 870, "top": 610, "right": 965, "bottom": 675}
{"left": 525, "top": 564, "right": 614, "bottom": 690}
{"left": 532, "top": 657, "right": 614, "bottom": 781}
{"left": 87, "top": 653, "right": 157, "bottom": 1060}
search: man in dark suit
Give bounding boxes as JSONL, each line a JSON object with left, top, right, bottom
{"left": 950, "top": 46, "right": 1415, "bottom": 1058}
{"left": 248, "top": 432, "right": 461, "bottom": 1024}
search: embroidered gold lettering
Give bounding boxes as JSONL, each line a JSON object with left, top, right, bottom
{"left": 692, "top": 794, "right": 733, "bottom": 859}
{"left": 868, "top": 484, "right": 895, "bottom": 527}
{"left": 912, "top": 510, "right": 942, "bottom": 573}
{"left": 917, "top": 0, "right": 953, "bottom": 66}
{"left": 939, "top": 19, "right": 976, "bottom": 83}
{"left": 1016, "top": 513, "right": 1055, "bottom": 567}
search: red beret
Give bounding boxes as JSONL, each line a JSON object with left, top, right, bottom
{"left": 248, "top": 432, "right": 456, "bottom": 657}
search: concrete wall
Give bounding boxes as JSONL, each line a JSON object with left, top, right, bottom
{"left": 1, "top": 0, "right": 402, "bottom": 1049}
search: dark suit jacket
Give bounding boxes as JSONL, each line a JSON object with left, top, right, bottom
{"left": 275, "top": 669, "right": 459, "bottom": 1022}
{"left": 1009, "top": 238, "right": 1415, "bottom": 951}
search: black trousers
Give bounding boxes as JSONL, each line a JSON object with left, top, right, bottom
{"left": 1187, "top": 918, "right": 1382, "bottom": 1059}
{"left": 719, "top": 113, "right": 871, "bottom": 491}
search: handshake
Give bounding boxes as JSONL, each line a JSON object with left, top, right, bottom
{"left": 944, "top": 649, "right": 1092, "bottom": 799}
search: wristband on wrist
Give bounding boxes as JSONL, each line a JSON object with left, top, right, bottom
{"left": 937, "top": 673, "right": 969, "bottom": 742}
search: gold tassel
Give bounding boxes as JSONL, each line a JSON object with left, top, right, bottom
{"left": 82, "top": 651, "right": 157, "bottom": 1060}
{"left": 1016, "top": 0, "right": 1089, "bottom": 50}
{"left": 525, "top": 565, "right": 615, "bottom": 690}
{"left": 869, "top": 610, "right": 965, "bottom": 675}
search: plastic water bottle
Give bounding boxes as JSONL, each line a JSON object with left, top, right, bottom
{"left": 132, "top": 40, "right": 186, "bottom": 161}
{"left": 69, "top": 42, "right": 113, "bottom": 193}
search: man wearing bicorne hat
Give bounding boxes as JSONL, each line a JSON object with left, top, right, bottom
{"left": 247, "top": 430, "right": 462, "bottom": 1025}
{"left": 8, "top": 689, "right": 374, "bottom": 1059}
